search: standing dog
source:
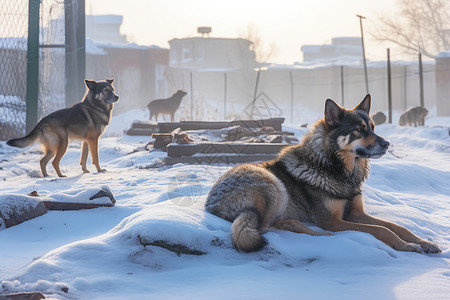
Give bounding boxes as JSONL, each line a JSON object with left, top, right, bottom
{"left": 146, "top": 90, "right": 187, "bottom": 122}
{"left": 7, "top": 79, "right": 119, "bottom": 177}
{"left": 206, "top": 95, "right": 440, "bottom": 254}
{"left": 399, "top": 106, "right": 428, "bottom": 126}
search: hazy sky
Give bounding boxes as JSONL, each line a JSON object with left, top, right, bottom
{"left": 86, "top": 0, "right": 404, "bottom": 64}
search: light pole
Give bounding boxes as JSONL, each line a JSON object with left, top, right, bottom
{"left": 357, "top": 14, "right": 369, "bottom": 94}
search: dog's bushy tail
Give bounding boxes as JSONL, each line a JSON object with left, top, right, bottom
{"left": 7, "top": 126, "right": 40, "bottom": 148}
{"left": 231, "top": 208, "right": 266, "bottom": 252}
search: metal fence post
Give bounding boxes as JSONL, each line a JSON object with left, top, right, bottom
{"left": 289, "top": 70, "right": 294, "bottom": 123}
{"left": 190, "top": 71, "right": 193, "bottom": 120}
{"left": 77, "top": 0, "right": 86, "bottom": 99}
{"left": 387, "top": 48, "right": 392, "bottom": 123}
{"left": 26, "top": 0, "right": 40, "bottom": 133}
{"left": 224, "top": 73, "right": 227, "bottom": 120}
{"left": 65, "top": 0, "right": 86, "bottom": 107}
{"left": 419, "top": 52, "right": 424, "bottom": 107}
{"left": 340, "top": 65, "right": 344, "bottom": 107}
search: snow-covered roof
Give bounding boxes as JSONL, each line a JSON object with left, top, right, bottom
{"left": 86, "top": 15, "right": 123, "bottom": 25}
{"left": 86, "top": 39, "right": 107, "bottom": 55}
{"left": 266, "top": 57, "right": 435, "bottom": 70}
{"left": 436, "top": 51, "right": 450, "bottom": 58}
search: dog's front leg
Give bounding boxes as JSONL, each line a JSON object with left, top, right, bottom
{"left": 88, "top": 137, "right": 106, "bottom": 173}
{"left": 80, "top": 141, "right": 90, "bottom": 173}
{"left": 348, "top": 195, "right": 441, "bottom": 253}
{"left": 326, "top": 218, "right": 423, "bottom": 253}
{"left": 320, "top": 198, "right": 423, "bottom": 253}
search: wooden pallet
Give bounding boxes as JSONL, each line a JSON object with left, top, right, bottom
{"left": 164, "top": 154, "right": 278, "bottom": 165}
{"left": 159, "top": 118, "right": 285, "bottom": 132}
{"left": 167, "top": 142, "right": 288, "bottom": 157}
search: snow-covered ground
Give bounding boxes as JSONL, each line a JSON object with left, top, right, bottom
{"left": 0, "top": 109, "right": 449, "bottom": 300}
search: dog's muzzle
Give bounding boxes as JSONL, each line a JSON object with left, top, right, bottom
{"left": 355, "top": 137, "right": 390, "bottom": 159}
{"left": 106, "top": 95, "right": 120, "bottom": 103}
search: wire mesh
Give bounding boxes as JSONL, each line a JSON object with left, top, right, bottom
{"left": 39, "top": 0, "right": 65, "bottom": 118}
{"left": 0, "top": 0, "right": 66, "bottom": 141}
{"left": 0, "top": 0, "right": 28, "bottom": 140}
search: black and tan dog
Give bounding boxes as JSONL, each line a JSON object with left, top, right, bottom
{"left": 206, "top": 95, "right": 440, "bottom": 254}
{"left": 7, "top": 79, "right": 119, "bottom": 177}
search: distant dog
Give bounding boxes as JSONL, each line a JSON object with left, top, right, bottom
{"left": 7, "top": 79, "right": 119, "bottom": 177}
{"left": 206, "top": 94, "right": 440, "bottom": 254}
{"left": 371, "top": 111, "right": 386, "bottom": 125}
{"left": 146, "top": 90, "right": 187, "bottom": 122}
{"left": 399, "top": 106, "right": 428, "bottom": 126}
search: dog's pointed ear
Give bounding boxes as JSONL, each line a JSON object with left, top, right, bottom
{"left": 106, "top": 78, "right": 114, "bottom": 84}
{"left": 85, "top": 79, "right": 96, "bottom": 90}
{"left": 354, "top": 94, "right": 371, "bottom": 114}
{"left": 325, "top": 99, "right": 343, "bottom": 127}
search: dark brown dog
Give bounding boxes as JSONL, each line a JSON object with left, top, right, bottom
{"left": 146, "top": 90, "right": 187, "bottom": 122}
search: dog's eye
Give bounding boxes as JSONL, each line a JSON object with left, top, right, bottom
{"left": 356, "top": 127, "right": 363, "bottom": 132}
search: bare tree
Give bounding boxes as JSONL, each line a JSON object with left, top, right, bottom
{"left": 238, "top": 23, "right": 278, "bottom": 63}
{"left": 372, "top": 0, "right": 450, "bottom": 58}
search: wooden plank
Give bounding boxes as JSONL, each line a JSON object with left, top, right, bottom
{"left": 164, "top": 154, "right": 278, "bottom": 165}
{"left": 43, "top": 201, "right": 114, "bottom": 210}
{"left": 0, "top": 292, "right": 46, "bottom": 300}
{"left": 167, "top": 142, "right": 288, "bottom": 157}
{"left": 230, "top": 118, "right": 284, "bottom": 131}
{"left": 158, "top": 118, "right": 285, "bottom": 133}
{"left": 152, "top": 133, "right": 173, "bottom": 138}
{"left": 131, "top": 122, "right": 159, "bottom": 129}
{"left": 126, "top": 128, "right": 155, "bottom": 136}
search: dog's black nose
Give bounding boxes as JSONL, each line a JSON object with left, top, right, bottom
{"left": 380, "top": 140, "right": 390, "bottom": 149}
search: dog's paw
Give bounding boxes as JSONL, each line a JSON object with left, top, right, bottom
{"left": 419, "top": 240, "right": 441, "bottom": 253}
{"left": 318, "top": 232, "right": 333, "bottom": 236}
{"left": 398, "top": 242, "right": 423, "bottom": 253}
{"left": 97, "top": 168, "right": 107, "bottom": 173}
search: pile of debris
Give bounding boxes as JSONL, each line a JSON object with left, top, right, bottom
{"left": 127, "top": 118, "right": 299, "bottom": 165}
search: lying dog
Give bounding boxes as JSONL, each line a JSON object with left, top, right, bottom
{"left": 206, "top": 94, "right": 440, "bottom": 254}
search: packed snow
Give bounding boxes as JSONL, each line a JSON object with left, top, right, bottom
{"left": 0, "top": 109, "right": 449, "bottom": 300}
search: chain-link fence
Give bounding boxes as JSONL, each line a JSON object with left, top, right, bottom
{"left": 0, "top": 0, "right": 66, "bottom": 141}
{"left": 39, "top": 0, "right": 65, "bottom": 118}
{"left": 0, "top": 1, "right": 28, "bottom": 140}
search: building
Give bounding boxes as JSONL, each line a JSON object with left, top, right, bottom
{"left": 168, "top": 36, "right": 256, "bottom": 70}
{"left": 301, "top": 37, "right": 363, "bottom": 63}
{"left": 84, "top": 14, "right": 169, "bottom": 112}
{"left": 165, "top": 30, "right": 259, "bottom": 120}
{"left": 86, "top": 42, "right": 169, "bottom": 113}
{"left": 86, "top": 15, "right": 128, "bottom": 44}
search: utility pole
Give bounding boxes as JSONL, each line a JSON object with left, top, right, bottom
{"left": 357, "top": 14, "right": 369, "bottom": 94}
